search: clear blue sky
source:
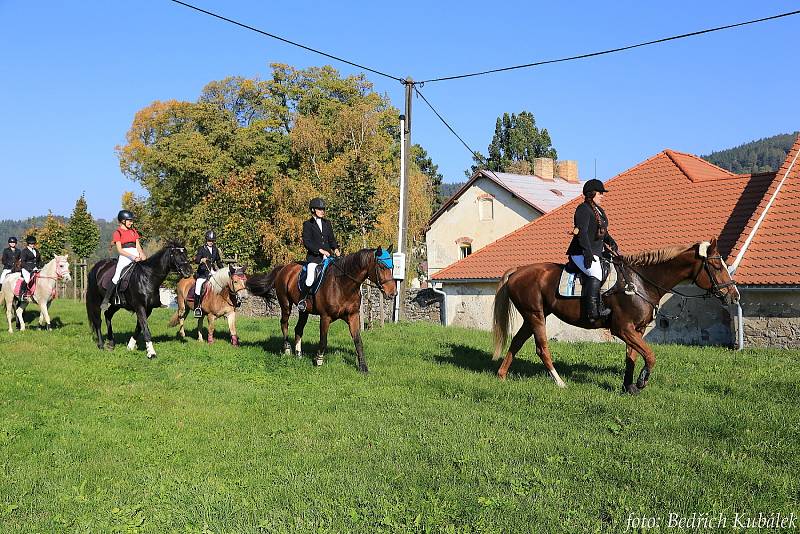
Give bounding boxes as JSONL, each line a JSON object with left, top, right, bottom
{"left": 1, "top": 0, "right": 798, "bottom": 221}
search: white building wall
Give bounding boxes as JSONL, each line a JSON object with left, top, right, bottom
{"left": 426, "top": 178, "right": 540, "bottom": 278}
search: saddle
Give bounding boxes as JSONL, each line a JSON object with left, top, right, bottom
{"left": 98, "top": 261, "right": 137, "bottom": 305}
{"left": 186, "top": 280, "right": 212, "bottom": 304}
{"left": 558, "top": 258, "right": 617, "bottom": 298}
{"left": 297, "top": 257, "right": 333, "bottom": 297}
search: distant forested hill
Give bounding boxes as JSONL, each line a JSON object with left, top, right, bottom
{"left": 703, "top": 132, "right": 798, "bottom": 174}
{"left": 440, "top": 182, "right": 465, "bottom": 202}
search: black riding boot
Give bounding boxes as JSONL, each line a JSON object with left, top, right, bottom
{"left": 297, "top": 283, "right": 310, "bottom": 312}
{"left": 582, "top": 276, "right": 610, "bottom": 321}
{"left": 194, "top": 291, "right": 203, "bottom": 318}
{"left": 100, "top": 282, "right": 116, "bottom": 312}
{"left": 18, "top": 280, "right": 28, "bottom": 300}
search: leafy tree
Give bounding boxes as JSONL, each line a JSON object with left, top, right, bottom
{"left": 37, "top": 212, "right": 69, "bottom": 262}
{"left": 329, "top": 156, "right": 378, "bottom": 248}
{"left": 467, "top": 111, "right": 557, "bottom": 175}
{"left": 117, "top": 63, "right": 440, "bottom": 269}
{"left": 67, "top": 193, "right": 100, "bottom": 260}
{"left": 412, "top": 145, "right": 444, "bottom": 210}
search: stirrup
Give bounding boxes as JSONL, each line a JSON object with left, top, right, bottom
{"left": 194, "top": 306, "right": 203, "bottom": 318}
{"left": 297, "top": 299, "right": 308, "bottom": 312}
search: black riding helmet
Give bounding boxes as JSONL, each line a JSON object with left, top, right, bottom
{"left": 117, "top": 210, "right": 135, "bottom": 223}
{"left": 204, "top": 230, "right": 216, "bottom": 242}
{"left": 25, "top": 235, "right": 37, "bottom": 245}
{"left": 583, "top": 179, "right": 609, "bottom": 196}
{"left": 309, "top": 197, "right": 326, "bottom": 211}
{"left": 8, "top": 237, "right": 17, "bottom": 244}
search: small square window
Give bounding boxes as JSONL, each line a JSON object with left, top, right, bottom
{"left": 479, "top": 198, "right": 494, "bottom": 221}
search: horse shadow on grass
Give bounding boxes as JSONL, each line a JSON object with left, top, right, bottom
{"left": 15, "top": 311, "right": 65, "bottom": 330}
{"left": 435, "top": 343, "right": 622, "bottom": 389}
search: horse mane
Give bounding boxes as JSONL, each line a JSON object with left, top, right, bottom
{"left": 209, "top": 266, "right": 231, "bottom": 294}
{"left": 333, "top": 249, "right": 375, "bottom": 276}
{"left": 622, "top": 244, "right": 695, "bottom": 266}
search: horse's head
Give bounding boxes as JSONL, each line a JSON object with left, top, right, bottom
{"left": 693, "top": 238, "right": 739, "bottom": 305}
{"left": 372, "top": 245, "right": 398, "bottom": 299}
{"left": 229, "top": 264, "right": 248, "bottom": 296}
{"left": 55, "top": 255, "right": 71, "bottom": 282}
{"left": 166, "top": 241, "right": 193, "bottom": 278}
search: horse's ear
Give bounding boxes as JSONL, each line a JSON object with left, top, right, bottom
{"left": 387, "top": 244, "right": 393, "bottom": 254}
{"left": 710, "top": 237, "right": 718, "bottom": 250}
{"left": 375, "top": 246, "right": 383, "bottom": 257}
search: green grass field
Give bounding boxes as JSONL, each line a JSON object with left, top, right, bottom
{"left": 0, "top": 300, "right": 798, "bottom": 533}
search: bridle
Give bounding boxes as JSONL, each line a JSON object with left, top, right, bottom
{"left": 169, "top": 246, "right": 192, "bottom": 276}
{"left": 688, "top": 254, "right": 737, "bottom": 300}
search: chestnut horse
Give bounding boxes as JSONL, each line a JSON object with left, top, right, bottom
{"left": 169, "top": 265, "right": 248, "bottom": 346}
{"left": 492, "top": 239, "right": 739, "bottom": 394}
{"left": 246, "top": 247, "right": 397, "bottom": 372}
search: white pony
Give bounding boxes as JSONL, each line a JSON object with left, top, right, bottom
{"left": 1, "top": 255, "right": 71, "bottom": 333}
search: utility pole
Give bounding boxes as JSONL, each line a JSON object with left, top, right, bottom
{"left": 396, "top": 78, "right": 413, "bottom": 320}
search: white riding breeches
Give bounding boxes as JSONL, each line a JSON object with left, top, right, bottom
{"left": 571, "top": 254, "right": 603, "bottom": 281}
{"left": 195, "top": 277, "right": 207, "bottom": 295}
{"left": 0, "top": 269, "right": 10, "bottom": 284}
{"left": 21, "top": 269, "right": 32, "bottom": 284}
{"left": 112, "top": 247, "right": 139, "bottom": 284}
{"left": 305, "top": 263, "right": 318, "bottom": 286}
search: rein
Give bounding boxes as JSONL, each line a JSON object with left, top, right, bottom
{"left": 328, "top": 254, "right": 393, "bottom": 295}
{"left": 611, "top": 251, "right": 735, "bottom": 319}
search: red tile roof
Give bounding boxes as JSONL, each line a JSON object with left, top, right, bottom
{"left": 433, "top": 147, "right": 780, "bottom": 281}
{"left": 730, "top": 135, "right": 800, "bottom": 285}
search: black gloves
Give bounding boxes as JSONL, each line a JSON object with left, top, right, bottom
{"left": 583, "top": 255, "right": 593, "bottom": 269}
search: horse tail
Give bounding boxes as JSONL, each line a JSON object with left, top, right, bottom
{"left": 86, "top": 262, "right": 102, "bottom": 336}
{"left": 246, "top": 266, "right": 283, "bottom": 299}
{"left": 492, "top": 268, "right": 518, "bottom": 360}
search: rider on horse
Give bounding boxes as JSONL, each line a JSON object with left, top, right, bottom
{"left": 101, "top": 210, "right": 146, "bottom": 312}
{"left": 18, "top": 235, "right": 43, "bottom": 300}
{"left": 566, "top": 179, "right": 619, "bottom": 321}
{"left": 299, "top": 197, "right": 340, "bottom": 312}
{"left": 1, "top": 237, "right": 21, "bottom": 285}
{"left": 192, "top": 230, "right": 224, "bottom": 318}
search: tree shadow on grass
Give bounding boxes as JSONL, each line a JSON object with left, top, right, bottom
{"left": 435, "top": 343, "right": 622, "bottom": 389}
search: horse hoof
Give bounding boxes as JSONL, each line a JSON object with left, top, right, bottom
{"left": 284, "top": 348, "right": 291, "bottom": 356}
{"left": 358, "top": 366, "right": 368, "bottom": 374}
{"left": 313, "top": 356, "right": 323, "bottom": 366}
{"left": 231, "top": 336, "right": 239, "bottom": 347}
{"left": 623, "top": 384, "right": 640, "bottom": 395}
{"left": 636, "top": 379, "right": 648, "bottom": 390}
{"left": 147, "top": 353, "right": 157, "bottom": 359}
{"left": 45, "top": 324, "right": 52, "bottom": 331}
{"left": 207, "top": 337, "right": 214, "bottom": 344}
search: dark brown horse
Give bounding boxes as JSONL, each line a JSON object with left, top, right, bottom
{"left": 246, "top": 247, "right": 397, "bottom": 372}
{"left": 492, "top": 239, "right": 739, "bottom": 394}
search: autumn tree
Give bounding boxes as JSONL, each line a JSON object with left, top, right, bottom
{"left": 37, "top": 212, "right": 69, "bottom": 262}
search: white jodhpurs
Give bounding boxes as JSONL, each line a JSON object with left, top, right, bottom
{"left": 0, "top": 269, "right": 10, "bottom": 284}
{"left": 571, "top": 254, "right": 603, "bottom": 281}
{"left": 112, "top": 247, "right": 139, "bottom": 284}
{"left": 195, "top": 277, "right": 207, "bottom": 294}
{"left": 305, "top": 263, "right": 318, "bottom": 286}
{"left": 21, "top": 268, "right": 32, "bottom": 284}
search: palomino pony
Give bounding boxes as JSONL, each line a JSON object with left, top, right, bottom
{"left": 1, "top": 255, "right": 71, "bottom": 333}
{"left": 246, "top": 247, "right": 397, "bottom": 372}
{"left": 169, "top": 265, "right": 248, "bottom": 346}
{"left": 86, "top": 240, "right": 192, "bottom": 358}
{"left": 492, "top": 239, "right": 739, "bottom": 394}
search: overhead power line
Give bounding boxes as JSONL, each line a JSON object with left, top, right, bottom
{"left": 414, "top": 86, "right": 481, "bottom": 163}
{"left": 418, "top": 9, "right": 800, "bottom": 83}
{"left": 168, "top": 0, "right": 405, "bottom": 83}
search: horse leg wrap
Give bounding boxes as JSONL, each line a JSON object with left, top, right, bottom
{"left": 314, "top": 354, "right": 324, "bottom": 366}
{"left": 146, "top": 341, "right": 156, "bottom": 359}
{"left": 636, "top": 367, "right": 651, "bottom": 389}
{"left": 231, "top": 335, "right": 239, "bottom": 347}
{"left": 127, "top": 337, "right": 137, "bottom": 351}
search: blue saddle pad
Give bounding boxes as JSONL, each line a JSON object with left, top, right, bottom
{"left": 298, "top": 257, "right": 333, "bottom": 296}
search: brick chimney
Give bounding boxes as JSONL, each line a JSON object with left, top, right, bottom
{"left": 532, "top": 157, "right": 554, "bottom": 181}
{"left": 556, "top": 160, "right": 579, "bottom": 183}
